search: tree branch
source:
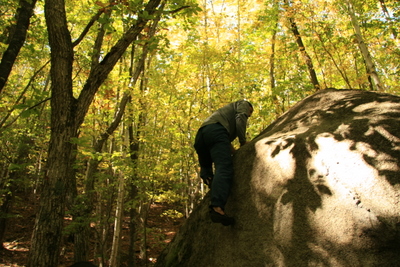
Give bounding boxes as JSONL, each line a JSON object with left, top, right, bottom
{"left": 166, "top": 5, "right": 191, "bottom": 14}
{"left": 72, "top": 9, "right": 105, "bottom": 47}
{"left": 76, "top": 0, "right": 162, "bottom": 127}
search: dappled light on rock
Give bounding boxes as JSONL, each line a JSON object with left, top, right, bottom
{"left": 156, "top": 89, "right": 400, "bottom": 267}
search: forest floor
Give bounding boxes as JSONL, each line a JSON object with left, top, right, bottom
{"left": 0, "top": 194, "right": 185, "bottom": 267}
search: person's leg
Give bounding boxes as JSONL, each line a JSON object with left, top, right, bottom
{"left": 209, "top": 133, "right": 233, "bottom": 209}
{"left": 194, "top": 127, "right": 214, "bottom": 182}
{"left": 200, "top": 124, "right": 235, "bottom": 226}
{"left": 201, "top": 124, "right": 233, "bottom": 210}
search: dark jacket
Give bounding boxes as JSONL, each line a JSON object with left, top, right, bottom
{"left": 200, "top": 100, "right": 252, "bottom": 145}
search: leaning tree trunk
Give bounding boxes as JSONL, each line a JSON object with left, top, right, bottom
{"left": 0, "top": 0, "right": 37, "bottom": 93}
{"left": 347, "top": 0, "right": 384, "bottom": 91}
{"left": 284, "top": 0, "right": 320, "bottom": 91}
{"left": 378, "top": 0, "right": 397, "bottom": 38}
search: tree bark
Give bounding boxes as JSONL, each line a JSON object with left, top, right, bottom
{"left": 0, "top": 0, "right": 37, "bottom": 94}
{"left": 289, "top": 19, "right": 320, "bottom": 90}
{"left": 284, "top": 0, "right": 320, "bottom": 91}
{"left": 28, "top": 0, "right": 75, "bottom": 265}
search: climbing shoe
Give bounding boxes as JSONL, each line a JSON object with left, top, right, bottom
{"left": 209, "top": 208, "right": 235, "bottom": 226}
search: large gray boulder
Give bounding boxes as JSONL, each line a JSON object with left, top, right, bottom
{"left": 156, "top": 89, "right": 400, "bottom": 267}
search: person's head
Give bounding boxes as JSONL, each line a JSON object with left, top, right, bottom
{"left": 246, "top": 101, "right": 254, "bottom": 117}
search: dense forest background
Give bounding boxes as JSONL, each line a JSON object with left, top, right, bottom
{"left": 0, "top": 0, "right": 399, "bottom": 266}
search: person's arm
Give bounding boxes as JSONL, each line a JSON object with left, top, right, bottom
{"left": 235, "top": 101, "right": 252, "bottom": 146}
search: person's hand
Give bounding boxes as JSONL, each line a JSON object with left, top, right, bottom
{"left": 231, "top": 145, "right": 237, "bottom": 154}
{"left": 240, "top": 141, "right": 250, "bottom": 147}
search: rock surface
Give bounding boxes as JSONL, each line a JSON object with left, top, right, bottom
{"left": 156, "top": 89, "right": 400, "bottom": 267}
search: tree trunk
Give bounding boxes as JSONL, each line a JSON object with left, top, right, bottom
{"left": 347, "top": 0, "right": 384, "bottom": 92}
{"left": 139, "top": 199, "right": 152, "bottom": 266}
{"left": 109, "top": 171, "right": 125, "bottom": 267}
{"left": 73, "top": 91, "right": 132, "bottom": 262}
{"left": 284, "top": 0, "right": 320, "bottom": 91}
{"left": 347, "top": 0, "right": 384, "bottom": 91}
{"left": 127, "top": 88, "right": 147, "bottom": 266}
{"left": 127, "top": 104, "right": 141, "bottom": 267}
{"left": 127, "top": 171, "right": 139, "bottom": 267}
{"left": 378, "top": 0, "right": 397, "bottom": 38}
{"left": 28, "top": 0, "right": 162, "bottom": 265}
{"left": 27, "top": 0, "right": 75, "bottom": 265}
{"left": 269, "top": 0, "right": 282, "bottom": 117}
{"left": 0, "top": 0, "right": 37, "bottom": 93}
{"left": 289, "top": 19, "right": 320, "bottom": 90}
{"left": 270, "top": 27, "right": 277, "bottom": 92}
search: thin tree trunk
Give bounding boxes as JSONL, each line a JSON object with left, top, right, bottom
{"left": 125, "top": 9, "right": 164, "bottom": 265}
{"left": 378, "top": 0, "right": 397, "bottom": 38}
{"left": 73, "top": 90, "right": 131, "bottom": 262}
{"left": 237, "top": 0, "right": 243, "bottom": 97}
{"left": 139, "top": 198, "right": 153, "bottom": 266}
{"left": 109, "top": 171, "right": 125, "bottom": 267}
{"left": 270, "top": 27, "right": 277, "bottom": 92}
{"left": 269, "top": 0, "right": 282, "bottom": 117}
{"left": 284, "top": 0, "right": 320, "bottom": 91}
{"left": 0, "top": 167, "right": 12, "bottom": 249}
{"left": 129, "top": 80, "right": 147, "bottom": 266}
{"left": 347, "top": 0, "right": 384, "bottom": 91}
{"left": 127, "top": 74, "right": 142, "bottom": 267}
{"left": 289, "top": 19, "right": 320, "bottom": 90}
{"left": 127, "top": 162, "right": 139, "bottom": 267}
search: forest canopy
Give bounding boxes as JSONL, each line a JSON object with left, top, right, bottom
{"left": 0, "top": 0, "right": 399, "bottom": 265}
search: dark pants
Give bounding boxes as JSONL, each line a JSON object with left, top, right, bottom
{"left": 194, "top": 123, "right": 233, "bottom": 209}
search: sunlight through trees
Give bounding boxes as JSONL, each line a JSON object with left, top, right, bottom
{"left": 0, "top": 0, "right": 399, "bottom": 265}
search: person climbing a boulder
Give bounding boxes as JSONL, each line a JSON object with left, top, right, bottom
{"left": 194, "top": 100, "right": 253, "bottom": 226}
